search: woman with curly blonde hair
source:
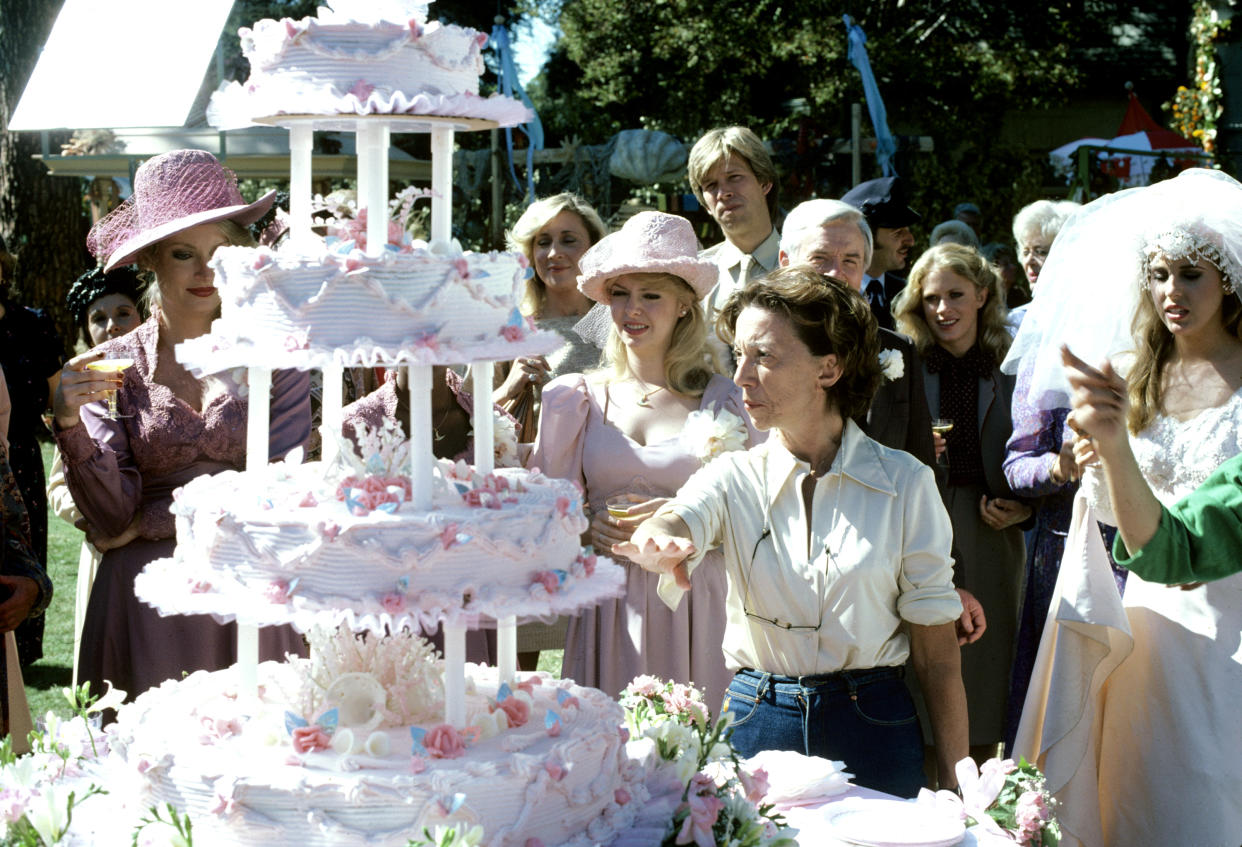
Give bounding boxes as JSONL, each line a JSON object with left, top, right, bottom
{"left": 894, "top": 243, "right": 1032, "bottom": 760}
{"left": 530, "top": 212, "right": 757, "bottom": 706}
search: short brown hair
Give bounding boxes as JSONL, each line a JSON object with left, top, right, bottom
{"left": 687, "top": 127, "right": 780, "bottom": 220}
{"left": 717, "top": 265, "right": 882, "bottom": 421}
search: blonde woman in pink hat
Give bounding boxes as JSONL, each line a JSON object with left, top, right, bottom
{"left": 51, "top": 150, "right": 309, "bottom": 704}
{"left": 529, "top": 211, "right": 760, "bottom": 705}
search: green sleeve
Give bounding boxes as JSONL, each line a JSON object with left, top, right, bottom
{"left": 1112, "top": 454, "right": 1242, "bottom": 584}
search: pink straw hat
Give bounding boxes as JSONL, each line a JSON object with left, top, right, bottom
{"left": 88, "top": 149, "right": 276, "bottom": 271}
{"left": 577, "top": 211, "right": 717, "bottom": 303}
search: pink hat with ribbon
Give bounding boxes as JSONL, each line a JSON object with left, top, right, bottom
{"left": 577, "top": 211, "right": 717, "bottom": 304}
{"left": 88, "top": 149, "right": 276, "bottom": 271}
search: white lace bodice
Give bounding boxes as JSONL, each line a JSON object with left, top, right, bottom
{"left": 1083, "top": 386, "right": 1242, "bottom": 521}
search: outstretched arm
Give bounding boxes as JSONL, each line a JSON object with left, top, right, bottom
{"left": 1061, "top": 346, "right": 1162, "bottom": 553}
{"left": 613, "top": 513, "right": 696, "bottom": 591}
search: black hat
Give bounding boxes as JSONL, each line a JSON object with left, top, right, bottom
{"left": 841, "top": 177, "right": 921, "bottom": 229}
{"left": 65, "top": 265, "right": 146, "bottom": 326}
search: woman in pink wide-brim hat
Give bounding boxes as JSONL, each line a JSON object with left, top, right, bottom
{"left": 51, "top": 149, "right": 308, "bottom": 705}
{"left": 528, "top": 211, "right": 762, "bottom": 706}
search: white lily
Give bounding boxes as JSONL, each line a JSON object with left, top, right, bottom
{"left": 25, "top": 783, "right": 69, "bottom": 845}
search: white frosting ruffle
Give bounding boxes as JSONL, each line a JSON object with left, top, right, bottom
{"left": 134, "top": 554, "right": 626, "bottom": 633}
{"left": 209, "top": 82, "right": 531, "bottom": 130}
{"left": 175, "top": 326, "right": 564, "bottom": 375}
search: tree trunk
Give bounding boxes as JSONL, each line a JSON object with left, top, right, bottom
{"left": 0, "top": 0, "right": 93, "bottom": 356}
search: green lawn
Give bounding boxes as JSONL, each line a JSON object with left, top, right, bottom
{"left": 25, "top": 442, "right": 561, "bottom": 723}
{"left": 25, "top": 442, "right": 78, "bottom": 721}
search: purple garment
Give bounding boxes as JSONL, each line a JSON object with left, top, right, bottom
{"left": 56, "top": 317, "right": 310, "bottom": 701}
{"left": 1000, "top": 357, "right": 1123, "bottom": 751}
{"left": 530, "top": 373, "right": 759, "bottom": 706}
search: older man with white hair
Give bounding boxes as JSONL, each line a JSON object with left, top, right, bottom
{"left": 778, "top": 199, "right": 934, "bottom": 466}
{"left": 777, "top": 198, "right": 987, "bottom": 653}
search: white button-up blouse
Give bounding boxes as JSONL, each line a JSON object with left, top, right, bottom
{"left": 657, "top": 419, "right": 961, "bottom": 678}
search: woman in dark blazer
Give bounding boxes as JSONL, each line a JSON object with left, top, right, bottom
{"left": 894, "top": 243, "right": 1031, "bottom": 762}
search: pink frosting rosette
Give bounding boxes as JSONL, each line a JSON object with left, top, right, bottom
{"left": 424, "top": 724, "right": 468, "bottom": 759}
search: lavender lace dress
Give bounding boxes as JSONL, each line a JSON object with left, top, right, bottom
{"left": 531, "top": 373, "right": 758, "bottom": 706}
{"left": 56, "top": 318, "right": 310, "bottom": 701}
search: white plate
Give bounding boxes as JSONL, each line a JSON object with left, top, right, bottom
{"left": 827, "top": 799, "right": 966, "bottom": 847}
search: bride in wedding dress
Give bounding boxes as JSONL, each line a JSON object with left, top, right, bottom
{"left": 1005, "top": 168, "right": 1242, "bottom": 847}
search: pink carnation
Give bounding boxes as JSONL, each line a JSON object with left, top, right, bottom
{"left": 381, "top": 592, "right": 406, "bottom": 614}
{"left": 291, "top": 725, "right": 331, "bottom": 753}
{"left": 425, "top": 724, "right": 468, "bottom": 759}
{"left": 493, "top": 695, "right": 530, "bottom": 728}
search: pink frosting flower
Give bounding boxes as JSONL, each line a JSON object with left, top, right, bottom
{"left": 533, "top": 570, "right": 559, "bottom": 594}
{"left": 381, "top": 592, "right": 407, "bottom": 614}
{"left": 555, "top": 496, "right": 570, "bottom": 517}
{"left": 209, "top": 793, "right": 236, "bottom": 817}
{"left": 410, "top": 754, "right": 428, "bottom": 773}
{"left": 493, "top": 695, "right": 530, "bottom": 728}
{"left": 347, "top": 79, "right": 375, "bottom": 100}
{"left": 424, "top": 724, "right": 468, "bottom": 759}
{"left": 299, "top": 492, "right": 318, "bottom": 508}
{"left": 283, "top": 332, "right": 309, "bottom": 352}
{"left": 453, "top": 257, "right": 471, "bottom": 278}
{"left": 440, "top": 523, "right": 460, "bottom": 549}
{"left": 615, "top": 788, "right": 631, "bottom": 805}
{"left": 543, "top": 761, "right": 565, "bottom": 781}
{"left": 190, "top": 579, "right": 212, "bottom": 594}
{"left": 323, "top": 521, "right": 341, "bottom": 541}
{"left": 578, "top": 552, "right": 597, "bottom": 577}
{"left": 264, "top": 581, "right": 291, "bottom": 604}
{"left": 291, "top": 726, "right": 332, "bottom": 753}
{"left": 252, "top": 253, "right": 273, "bottom": 271}
{"left": 524, "top": 841, "right": 545, "bottom": 847}
{"left": 500, "top": 324, "right": 524, "bottom": 342}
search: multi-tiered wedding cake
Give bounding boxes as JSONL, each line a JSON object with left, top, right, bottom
{"left": 110, "top": 2, "right": 642, "bottom": 844}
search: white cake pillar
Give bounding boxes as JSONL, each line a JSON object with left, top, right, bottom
{"left": 497, "top": 616, "right": 516, "bottom": 685}
{"left": 288, "top": 123, "right": 314, "bottom": 246}
{"left": 429, "top": 125, "right": 454, "bottom": 249}
{"left": 241, "top": 366, "right": 272, "bottom": 699}
{"left": 443, "top": 621, "right": 466, "bottom": 726}
{"left": 471, "top": 362, "right": 494, "bottom": 476}
{"left": 357, "top": 121, "right": 391, "bottom": 257}
{"left": 321, "top": 366, "right": 344, "bottom": 467}
{"left": 409, "top": 365, "right": 433, "bottom": 509}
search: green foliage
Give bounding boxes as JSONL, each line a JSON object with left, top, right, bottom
{"left": 132, "top": 804, "right": 193, "bottom": 847}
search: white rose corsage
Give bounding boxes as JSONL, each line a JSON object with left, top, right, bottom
{"left": 493, "top": 408, "right": 520, "bottom": 468}
{"left": 681, "top": 408, "right": 748, "bottom": 463}
{"left": 878, "top": 348, "right": 905, "bottom": 381}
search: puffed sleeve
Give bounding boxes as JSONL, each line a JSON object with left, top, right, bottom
{"left": 57, "top": 402, "right": 143, "bottom": 539}
{"left": 45, "top": 447, "right": 81, "bottom": 526}
{"left": 895, "top": 462, "right": 962, "bottom": 625}
{"left": 269, "top": 368, "right": 311, "bottom": 460}
{"left": 1003, "top": 357, "right": 1074, "bottom": 498}
{"left": 527, "top": 374, "right": 591, "bottom": 491}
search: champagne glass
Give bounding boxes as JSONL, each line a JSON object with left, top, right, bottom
{"left": 931, "top": 418, "right": 954, "bottom": 467}
{"left": 85, "top": 351, "right": 135, "bottom": 420}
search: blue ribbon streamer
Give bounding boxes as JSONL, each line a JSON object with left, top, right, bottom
{"left": 843, "top": 15, "right": 898, "bottom": 177}
{"left": 491, "top": 24, "right": 545, "bottom": 201}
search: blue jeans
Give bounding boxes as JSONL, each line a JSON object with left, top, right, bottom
{"left": 723, "top": 666, "right": 925, "bottom": 798}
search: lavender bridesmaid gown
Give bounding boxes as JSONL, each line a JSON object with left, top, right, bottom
{"left": 56, "top": 318, "right": 310, "bottom": 702}
{"left": 531, "top": 373, "right": 758, "bottom": 707}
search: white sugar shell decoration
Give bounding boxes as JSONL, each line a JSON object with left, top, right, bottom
{"left": 320, "top": 0, "right": 432, "bottom": 25}
{"left": 325, "top": 672, "right": 387, "bottom": 734}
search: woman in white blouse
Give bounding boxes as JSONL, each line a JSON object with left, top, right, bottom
{"left": 618, "top": 266, "right": 968, "bottom": 797}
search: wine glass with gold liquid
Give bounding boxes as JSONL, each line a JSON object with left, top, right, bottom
{"left": 931, "top": 418, "right": 953, "bottom": 468}
{"left": 85, "top": 352, "right": 135, "bottom": 420}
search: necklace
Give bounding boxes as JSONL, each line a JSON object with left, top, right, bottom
{"left": 630, "top": 375, "right": 667, "bottom": 408}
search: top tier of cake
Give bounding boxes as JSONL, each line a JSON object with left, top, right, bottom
{"left": 208, "top": 8, "right": 530, "bottom": 129}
